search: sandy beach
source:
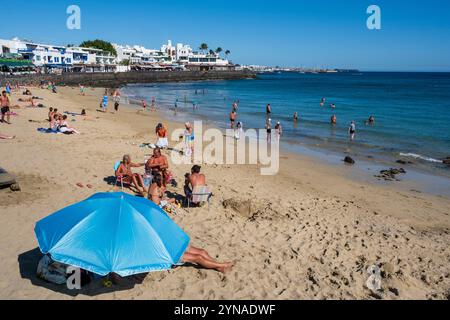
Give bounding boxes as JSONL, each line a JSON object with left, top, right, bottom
{"left": 0, "top": 86, "right": 449, "bottom": 300}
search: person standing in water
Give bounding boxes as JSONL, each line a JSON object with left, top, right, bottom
{"left": 230, "top": 110, "right": 237, "bottom": 129}
{"left": 140, "top": 100, "right": 147, "bottom": 112}
{"left": 320, "top": 98, "right": 326, "bottom": 107}
{"left": 331, "top": 114, "right": 337, "bottom": 125}
{"left": 266, "top": 104, "right": 272, "bottom": 116}
{"left": 266, "top": 118, "right": 272, "bottom": 144}
{"left": 293, "top": 112, "right": 299, "bottom": 122}
{"left": 235, "top": 121, "right": 243, "bottom": 140}
{"left": 275, "top": 122, "right": 283, "bottom": 142}
{"left": 349, "top": 121, "right": 356, "bottom": 140}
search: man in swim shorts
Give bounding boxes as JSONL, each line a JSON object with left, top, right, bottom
{"left": 1, "top": 91, "right": 11, "bottom": 124}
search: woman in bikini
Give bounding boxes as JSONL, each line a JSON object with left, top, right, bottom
{"left": 116, "top": 155, "right": 147, "bottom": 196}
{"left": 58, "top": 115, "right": 79, "bottom": 134}
{"left": 148, "top": 174, "right": 176, "bottom": 208}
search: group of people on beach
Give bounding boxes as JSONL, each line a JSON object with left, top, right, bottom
{"left": 265, "top": 104, "right": 283, "bottom": 143}
{"left": 285, "top": 97, "right": 377, "bottom": 141}
{"left": 48, "top": 107, "right": 80, "bottom": 134}
{"left": 114, "top": 147, "right": 233, "bottom": 273}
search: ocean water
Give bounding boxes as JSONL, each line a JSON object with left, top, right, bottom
{"left": 122, "top": 72, "right": 450, "bottom": 177}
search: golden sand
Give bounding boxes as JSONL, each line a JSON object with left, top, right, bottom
{"left": 0, "top": 86, "right": 449, "bottom": 300}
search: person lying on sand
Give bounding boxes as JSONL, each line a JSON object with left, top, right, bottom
{"left": 180, "top": 246, "right": 235, "bottom": 274}
{"left": 0, "top": 133, "right": 15, "bottom": 139}
{"left": 146, "top": 147, "right": 170, "bottom": 186}
{"left": 23, "top": 89, "right": 32, "bottom": 96}
{"left": 18, "top": 97, "right": 38, "bottom": 107}
{"left": 148, "top": 174, "right": 176, "bottom": 208}
{"left": 116, "top": 155, "right": 147, "bottom": 195}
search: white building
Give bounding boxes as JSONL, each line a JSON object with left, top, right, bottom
{"left": 0, "top": 38, "right": 117, "bottom": 72}
{"left": 175, "top": 43, "right": 193, "bottom": 62}
{"left": 185, "top": 52, "right": 231, "bottom": 71}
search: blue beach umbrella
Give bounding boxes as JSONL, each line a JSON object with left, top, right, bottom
{"left": 34, "top": 192, "right": 190, "bottom": 277}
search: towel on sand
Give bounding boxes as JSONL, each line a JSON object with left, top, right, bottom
{"left": 37, "top": 128, "right": 59, "bottom": 134}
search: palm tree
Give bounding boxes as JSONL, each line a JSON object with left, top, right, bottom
{"left": 199, "top": 43, "right": 208, "bottom": 54}
{"left": 215, "top": 47, "right": 223, "bottom": 56}
{"left": 225, "top": 50, "right": 231, "bottom": 59}
{"left": 209, "top": 49, "right": 215, "bottom": 56}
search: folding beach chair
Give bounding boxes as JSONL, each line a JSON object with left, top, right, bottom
{"left": 187, "top": 186, "right": 212, "bottom": 209}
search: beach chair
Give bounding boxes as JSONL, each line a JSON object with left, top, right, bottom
{"left": 114, "top": 161, "right": 124, "bottom": 189}
{"left": 187, "top": 186, "right": 212, "bottom": 209}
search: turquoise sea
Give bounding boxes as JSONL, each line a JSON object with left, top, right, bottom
{"left": 122, "top": 72, "right": 450, "bottom": 180}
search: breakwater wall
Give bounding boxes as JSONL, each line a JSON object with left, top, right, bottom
{"left": 0, "top": 70, "right": 257, "bottom": 88}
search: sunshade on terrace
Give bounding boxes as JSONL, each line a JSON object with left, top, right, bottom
{"left": 0, "top": 59, "right": 33, "bottom": 68}
{"left": 35, "top": 192, "right": 190, "bottom": 277}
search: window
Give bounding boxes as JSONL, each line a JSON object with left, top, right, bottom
{"left": 36, "top": 56, "right": 41, "bottom": 61}
{"left": 54, "top": 57, "right": 60, "bottom": 63}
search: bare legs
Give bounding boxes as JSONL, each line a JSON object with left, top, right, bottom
{"left": 0, "top": 133, "right": 14, "bottom": 139}
{"left": 1, "top": 112, "right": 10, "bottom": 124}
{"left": 182, "top": 246, "right": 235, "bottom": 274}
{"left": 131, "top": 173, "right": 147, "bottom": 195}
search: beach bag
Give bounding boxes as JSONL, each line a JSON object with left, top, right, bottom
{"left": 37, "top": 255, "right": 68, "bottom": 285}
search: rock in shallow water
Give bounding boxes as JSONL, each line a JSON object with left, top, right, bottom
{"left": 375, "top": 168, "right": 407, "bottom": 181}
{"left": 344, "top": 156, "right": 355, "bottom": 165}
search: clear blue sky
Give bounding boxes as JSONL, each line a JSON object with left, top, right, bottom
{"left": 1, "top": 0, "right": 449, "bottom": 71}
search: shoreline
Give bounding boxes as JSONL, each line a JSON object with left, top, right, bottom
{"left": 1, "top": 85, "right": 449, "bottom": 300}
{"left": 121, "top": 90, "right": 450, "bottom": 198}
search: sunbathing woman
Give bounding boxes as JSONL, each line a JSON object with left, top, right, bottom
{"left": 116, "top": 155, "right": 147, "bottom": 196}
{"left": 148, "top": 174, "right": 176, "bottom": 208}
{"left": 58, "top": 115, "right": 80, "bottom": 134}
{"left": 181, "top": 246, "right": 235, "bottom": 274}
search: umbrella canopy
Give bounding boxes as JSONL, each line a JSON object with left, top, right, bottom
{"left": 0, "top": 58, "right": 33, "bottom": 68}
{"left": 35, "top": 192, "right": 190, "bottom": 277}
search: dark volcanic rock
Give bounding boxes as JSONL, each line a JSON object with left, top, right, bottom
{"left": 375, "top": 168, "right": 407, "bottom": 181}
{"left": 443, "top": 157, "right": 450, "bottom": 165}
{"left": 344, "top": 156, "right": 355, "bottom": 165}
